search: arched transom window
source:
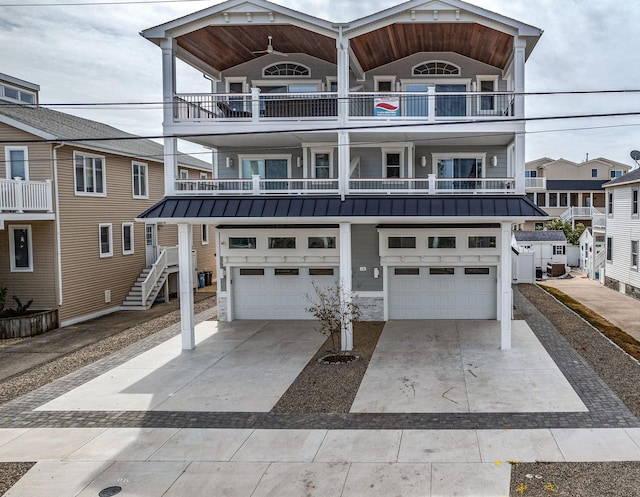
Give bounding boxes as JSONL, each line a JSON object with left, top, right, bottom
{"left": 413, "top": 61, "right": 461, "bottom": 76}
{"left": 263, "top": 62, "right": 310, "bottom": 77}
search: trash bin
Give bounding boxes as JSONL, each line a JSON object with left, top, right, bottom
{"left": 197, "top": 272, "right": 205, "bottom": 288}
{"left": 205, "top": 271, "right": 213, "bottom": 286}
{"left": 535, "top": 267, "right": 543, "bottom": 279}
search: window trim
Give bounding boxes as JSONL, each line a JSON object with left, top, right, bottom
{"left": 199, "top": 172, "right": 208, "bottom": 180}
{"left": 201, "top": 224, "right": 209, "bottom": 245}
{"left": 591, "top": 168, "right": 598, "bottom": 178}
{"left": 122, "top": 222, "right": 134, "bottom": 255}
{"left": 632, "top": 240, "right": 638, "bottom": 270}
{"left": 412, "top": 60, "right": 461, "bottom": 76}
{"left": 632, "top": 188, "right": 639, "bottom": 217}
{"left": 311, "top": 148, "right": 334, "bottom": 179}
{"left": 382, "top": 148, "right": 404, "bottom": 178}
{"left": 99, "top": 223, "right": 113, "bottom": 258}
{"left": 607, "top": 191, "right": 614, "bottom": 217}
{"left": 431, "top": 152, "right": 487, "bottom": 179}
{"left": 237, "top": 154, "right": 292, "bottom": 179}
{"left": 262, "top": 62, "right": 311, "bottom": 78}
{"left": 606, "top": 237, "right": 613, "bottom": 262}
{"left": 131, "top": 161, "right": 148, "bottom": 199}
{"left": 9, "top": 225, "right": 33, "bottom": 272}
{"left": 0, "top": 83, "right": 36, "bottom": 105}
{"left": 4, "top": 146, "right": 29, "bottom": 180}
{"left": 475, "top": 75, "right": 499, "bottom": 114}
{"left": 374, "top": 75, "right": 397, "bottom": 92}
{"left": 179, "top": 169, "right": 189, "bottom": 179}
{"left": 74, "top": 151, "right": 106, "bottom": 196}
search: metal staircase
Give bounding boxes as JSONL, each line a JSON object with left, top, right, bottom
{"left": 121, "top": 246, "right": 179, "bottom": 311}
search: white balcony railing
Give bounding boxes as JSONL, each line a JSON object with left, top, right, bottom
{"left": 175, "top": 175, "right": 516, "bottom": 196}
{"left": 173, "top": 89, "right": 516, "bottom": 123}
{"left": 524, "top": 177, "right": 547, "bottom": 190}
{"left": 560, "top": 206, "right": 605, "bottom": 222}
{"left": 0, "top": 178, "right": 53, "bottom": 213}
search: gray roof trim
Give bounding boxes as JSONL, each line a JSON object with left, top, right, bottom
{"left": 137, "top": 195, "right": 548, "bottom": 223}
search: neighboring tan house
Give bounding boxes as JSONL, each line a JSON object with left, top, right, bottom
{"left": 0, "top": 73, "right": 216, "bottom": 327}
{"left": 138, "top": 0, "right": 547, "bottom": 350}
{"left": 512, "top": 230, "right": 568, "bottom": 276}
{"left": 522, "top": 157, "right": 631, "bottom": 231}
{"left": 601, "top": 168, "right": 640, "bottom": 299}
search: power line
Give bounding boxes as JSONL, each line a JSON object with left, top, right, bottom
{"left": 0, "top": 0, "right": 211, "bottom": 6}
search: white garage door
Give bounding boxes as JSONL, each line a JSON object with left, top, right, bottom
{"left": 388, "top": 266, "right": 497, "bottom": 319}
{"left": 232, "top": 267, "right": 339, "bottom": 319}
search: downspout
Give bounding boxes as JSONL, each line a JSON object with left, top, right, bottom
{"left": 53, "top": 143, "right": 64, "bottom": 306}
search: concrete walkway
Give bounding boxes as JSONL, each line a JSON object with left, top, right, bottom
{"left": 539, "top": 271, "right": 640, "bottom": 342}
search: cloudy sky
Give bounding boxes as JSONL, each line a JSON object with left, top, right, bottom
{"left": 3, "top": 0, "right": 640, "bottom": 166}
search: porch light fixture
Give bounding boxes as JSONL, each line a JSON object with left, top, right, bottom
{"left": 297, "top": 157, "right": 302, "bottom": 168}
{"left": 491, "top": 156, "right": 498, "bottom": 167}
{"left": 420, "top": 156, "right": 427, "bottom": 167}
{"left": 226, "top": 157, "right": 233, "bottom": 168}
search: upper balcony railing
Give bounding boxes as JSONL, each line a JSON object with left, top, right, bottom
{"left": 175, "top": 175, "right": 516, "bottom": 196}
{"left": 173, "top": 89, "right": 516, "bottom": 124}
{"left": 0, "top": 178, "right": 53, "bottom": 214}
{"left": 524, "top": 177, "right": 547, "bottom": 190}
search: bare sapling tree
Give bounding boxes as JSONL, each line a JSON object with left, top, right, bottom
{"left": 306, "top": 282, "right": 361, "bottom": 356}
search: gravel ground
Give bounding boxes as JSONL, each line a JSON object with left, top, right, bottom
{"left": 511, "top": 284, "right": 640, "bottom": 497}
{"left": 0, "top": 463, "right": 34, "bottom": 496}
{"left": 271, "top": 322, "right": 384, "bottom": 413}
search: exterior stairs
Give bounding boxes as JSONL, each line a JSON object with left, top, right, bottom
{"left": 121, "top": 267, "right": 170, "bottom": 311}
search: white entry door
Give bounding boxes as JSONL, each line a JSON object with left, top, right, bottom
{"left": 145, "top": 223, "right": 157, "bottom": 266}
{"left": 388, "top": 266, "right": 497, "bottom": 319}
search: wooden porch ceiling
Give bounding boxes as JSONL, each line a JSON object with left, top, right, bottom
{"left": 176, "top": 22, "right": 514, "bottom": 74}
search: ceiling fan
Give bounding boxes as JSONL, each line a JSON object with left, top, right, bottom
{"left": 252, "top": 36, "right": 288, "bottom": 56}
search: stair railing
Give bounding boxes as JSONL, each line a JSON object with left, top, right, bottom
{"left": 141, "top": 248, "right": 169, "bottom": 306}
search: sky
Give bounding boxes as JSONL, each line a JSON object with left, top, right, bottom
{"left": 2, "top": 0, "right": 640, "bottom": 167}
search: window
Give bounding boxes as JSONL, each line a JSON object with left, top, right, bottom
{"left": 308, "top": 236, "right": 336, "bottom": 249}
{"left": 275, "top": 268, "right": 299, "bottom": 276}
{"left": 632, "top": 241, "right": 638, "bottom": 269}
{"left": 309, "top": 268, "right": 334, "bottom": 276}
{"left": 611, "top": 170, "right": 623, "bottom": 179}
{"left": 384, "top": 152, "right": 401, "bottom": 178}
{"left": 553, "top": 245, "right": 566, "bottom": 256}
{"left": 179, "top": 169, "right": 189, "bottom": 179}
{"left": 430, "top": 267, "right": 455, "bottom": 275}
{"left": 200, "top": 172, "right": 208, "bottom": 180}
{"left": 606, "top": 237, "right": 613, "bottom": 262}
{"left": 132, "top": 162, "right": 148, "bottom": 198}
{"left": 534, "top": 222, "right": 544, "bottom": 231}
{"left": 269, "top": 237, "right": 296, "bottom": 249}
{"left": 476, "top": 76, "right": 498, "bottom": 112}
{"left": 313, "top": 152, "right": 331, "bottom": 179}
{"left": 9, "top": 225, "right": 32, "bottom": 272}
{"left": 469, "top": 236, "right": 497, "bottom": 248}
{"left": 548, "top": 193, "right": 558, "bottom": 208}
{"left": 99, "top": 223, "right": 113, "bottom": 258}
{"left": 607, "top": 192, "right": 613, "bottom": 216}
{"left": 394, "top": 267, "right": 420, "bottom": 275}
{"left": 591, "top": 168, "right": 598, "bottom": 178}
{"left": 413, "top": 61, "right": 460, "bottom": 76}
{"left": 5, "top": 147, "right": 28, "bottom": 180}
{"left": 559, "top": 193, "right": 568, "bottom": 207}
{"left": 465, "top": 267, "right": 490, "bottom": 275}
{"left": 536, "top": 193, "right": 546, "bottom": 206}
{"left": 374, "top": 76, "right": 396, "bottom": 92}
{"left": 263, "top": 62, "right": 310, "bottom": 77}
{"left": 525, "top": 170, "right": 537, "bottom": 178}
{"left": 428, "top": 236, "right": 456, "bottom": 249}
{"left": 229, "top": 237, "right": 256, "bottom": 249}
{"left": 201, "top": 225, "right": 209, "bottom": 245}
{"left": 240, "top": 156, "right": 289, "bottom": 179}
{"left": 0, "top": 83, "right": 36, "bottom": 104}
{"left": 388, "top": 236, "right": 416, "bottom": 249}
{"left": 434, "top": 154, "right": 484, "bottom": 180}
{"left": 74, "top": 152, "right": 105, "bottom": 195}
{"left": 122, "top": 223, "right": 134, "bottom": 255}
{"left": 240, "top": 268, "right": 264, "bottom": 276}
{"left": 633, "top": 189, "right": 639, "bottom": 216}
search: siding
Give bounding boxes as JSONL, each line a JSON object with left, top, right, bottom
{"left": 606, "top": 186, "right": 640, "bottom": 289}
{"left": 0, "top": 123, "right": 53, "bottom": 182}
{"left": 0, "top": 221, "right": 57, "bottom": 311}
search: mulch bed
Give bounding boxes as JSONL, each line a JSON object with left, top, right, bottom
{"left": 271, "top": 322, "right": 384, "bottom": 413}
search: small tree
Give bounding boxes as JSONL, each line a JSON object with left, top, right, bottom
{"left": 305, "top": 282, "right": 361, "bottom": 355}
{"left": 545, "top": 219, "right": 586, "bottom": 245}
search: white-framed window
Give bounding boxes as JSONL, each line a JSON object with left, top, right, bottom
{"left": 132, "top": 161, "right": 148, "bottom": 199}
{"left": 432, "top": 153, "right": 486, "bottom": 179}
{"left": 591, "top": 168, "right": 598, "bottom": 178}
{"left": 74, "top": 151, "right": 106, "bottom": 195}
{"left": 412, "top": 61, "right": 461, "bottom": 76}
{"left": 633, "top": 189, "right": 639, "bottom": 217}
{"left": 122, "top": 223, "right": 134, "bottom": 255}
{"left": 632, "top": 240, "right": 638, "bottom": 269}
{"left": 607, "top": 191, "right": 614, "bottom": 216}
{"left": 611, "top": 170, "right": 623, "bottom": 179}
{"left": 99, "top": 223, "right": 113, "bottom": 258}
{"left": 606, "top": 237, "right": 613, "bottom": 262}
{"left": 8, "top": 225, "right": 33, "bottom": 272}
{"left": 311, "top": 149, "right": 333, "bottom": 179}
{"left": 374, "top": 76, "right": 396, "bottom": 92}
{"left": 476, "top": 76, "right": 499, "bottom": 113}
{"left": 382, "top": 149, "right": 403, "bottom": 178}
{"left": 525, "top": 170, "right": 537, "bottom": 178}
{"left": 553, "top": 245, "right": 566, "bottom": 256}
{"left": 263, "top": 62, "right": 310, "bottom": 77}
{"left": 238, "top": 154, "right": 291, "bottom": 179}
{"left": 201, "top": 225, "right": 209, "bottom": 245}
{"left": 4, "top": 146, "right": 29, "bottom": 180}
{"left": 0, "top": 83, "right": 36, "bottom": 105}
{"left": 199, "top": 172, "right": 208, "bottom": 180}
{"left": 254, "top": 79, "right": 321, "bottom": 94}
{"left": 179, "top": 169, "right": 189, "bottom": 179}
{"left": 534, "top": 222, "right": 544, "bottom": 231}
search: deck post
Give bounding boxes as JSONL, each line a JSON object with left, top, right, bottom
{"left": 339, "top": 222, "right": 353, "bottom": 351}
{"left": 178, "top": 223, "right": 195, "bottom": 350}
{"left": 500, "top": 221, "right": 512, "bottom": 350}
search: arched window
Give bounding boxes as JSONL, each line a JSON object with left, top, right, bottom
{"left": 263, "top": 62, "right": 310, "bottom": 77}
{"left": 413, "top": 61, "right": 461, "bottom": 76}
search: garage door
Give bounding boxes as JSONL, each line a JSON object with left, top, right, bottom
{"left": 231, "top": 267, "right": 339, "bottom": 319}
{"left": 388, "top": 266, "right": 497, "bottom": 319}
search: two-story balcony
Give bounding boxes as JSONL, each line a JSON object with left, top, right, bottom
{"left": 174, "top": 89, "right": 515, "bottom": 124}
{"left": 175, "top": 175, "right": 517, "bottom": 196}
{"left": 0, "top": 179, "right": 54, "bottom": 218}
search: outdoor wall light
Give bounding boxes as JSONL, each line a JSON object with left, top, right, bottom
{"left": 297, "top": 157, "right": 302, "bottom": 168}
{"left": 491, "top": 156, "right": 498, "bottom": 167}
{"left": 226, "top": 157, "right": 233, "bottom": 168}
{"left": 420, "top": 156, "right": 427, "bottom": 167}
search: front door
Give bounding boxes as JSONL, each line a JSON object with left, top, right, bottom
{"left": 145, "top": 223, "right": 157, "bottom": 266}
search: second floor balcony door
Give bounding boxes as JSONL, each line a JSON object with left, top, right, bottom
{"left": 242, "top": 158, "right": 288, "bottom": 191}
{"left": 435, "top": 84, "right": 467, "bottom": 117}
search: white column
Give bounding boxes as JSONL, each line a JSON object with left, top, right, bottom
{"left": 513, "top": 37, "right": 526, "bottom": 119}
{"left": 336, "top": 27, "right": 350, "bottom": 124}
{"left": 338, "top": 131, "right": 350, "bottom": 197}
{"left": 500, "top": 221, "right": 512, "bottom": 350}
{"left": 514, "top": 133, "right": 526, "bottom": 194}
{"left": 178, "top": 223, "right": 195, "bottom": 350}
{"left": 161, "top": 38, "right": 177, "bottom": 197}
{"left": 339, "top": 222, "right": 353, "bottom": 351}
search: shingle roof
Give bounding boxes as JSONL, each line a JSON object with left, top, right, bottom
{"left": 138, "top": 195, "right": 548, "bottom": 221}
{"left": 513, "top": 230, "right": 566, "bottom": 242}
{"left": 546, "top": 180, "right": 608, "bottom": 191}
{"left": 0, "top": 102, "right": 210, "bottom": 170}
{"left": 604, "top": 168, "right": 640, "bottom": 187}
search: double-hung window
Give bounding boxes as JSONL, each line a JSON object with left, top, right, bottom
{"left": 75, "top": 152, "right": 105, "bottom": 195}
{"left": 201, "top": 225, "right": 209, "bottom": 245}
{"left": 606, "top": 237, "right": 613, "bottom": 262}
{"left": 122, "top": 223, "right": 134, "bottom": 255}
{"left": 632, "top": 240, "right": 638, "bottom": 269}
{"left": 4, "top": 146, "right": 28, "bottom": 180}
{"left": 99, "top": 223, "right": 113, "bottom": 258}
{"left": 9, "top": 225, "right": 32, "bottom": 272}
{"left": 132, "top": 162, "right": 148, "bottom": 198}
{"left": 607, "top": 192, "right": 613, "bottom": 216}
{"left": 633, "top": 189, "right": 639, "bottom": 217}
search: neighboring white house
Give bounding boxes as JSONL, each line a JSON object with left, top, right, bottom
{"left": 137, "top": 0, "right": 547, "bottom": 350}
{"left": 602, "top": 168, "right": 640, "bottom": 299}
{"left": 512, "top": 231, "right": 567, "bottom": 276}
{"left": 579, "top": 227, "right": 606, "bottom": 280}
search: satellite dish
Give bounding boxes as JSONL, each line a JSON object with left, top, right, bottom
{"left": 631, "top": 150, "right": 640, "bottom": 161}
